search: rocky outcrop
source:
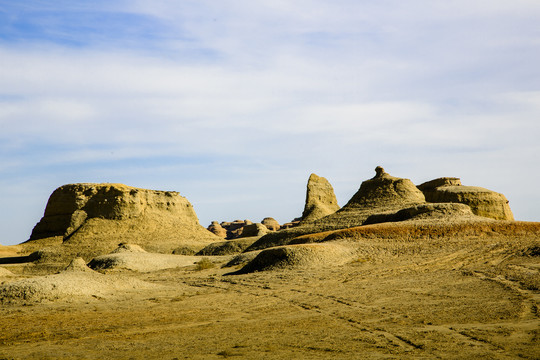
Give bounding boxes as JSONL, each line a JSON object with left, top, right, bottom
{"left": 300, "top": 174, "right": 340, "bottom": 224}
{"left": 239, "top": 223, "right": 270, "bottom": 238}
{"left": 345, "top": 166, "right": 425, "bottom": 209}
{"left": 213, "top": 218, "right": 281, "bottom": 239}
{"left": 261, "top": 217, "right": 280, "bottom": 231}
{"left": 232, "top": 243, "right": 356, "bottom": 274}
{"left": 218, "top": 220, "right": 251, "bottom": 239}
{"left": 418, "top": 177, "right": 514, "bottom": 220}
{"left": 246, "top": 167, "right": 494, "bottom": 252}
{"left": 246, "top": 167, "right": 430, "bottom": 251}
{"left": 281, "top": 219, "right": 301, "bottom": 229}
{"left": 196, "top": 238, "right": 259, "bottom": 256}
{"left": 207, "top": 221, "right": 227, "bottom": 238}
{"left": 311, "top": 166, "right": 427, "bottom": 228}
{"left": 26, "top": 183, "right": 219, "bottom": 258}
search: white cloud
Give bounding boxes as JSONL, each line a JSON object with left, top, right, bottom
{"left": 1, "top": 1, "right": 540, "bottom": 244}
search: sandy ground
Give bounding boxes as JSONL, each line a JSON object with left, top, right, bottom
{"left": 0, "top": 233, "right": 538, "bottom": 359}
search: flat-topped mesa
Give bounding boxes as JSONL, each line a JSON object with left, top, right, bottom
{"left": 300, "top": 173, "right": 340, "bottom": 224}
{"left": 344, "top": 166, "right": 425, "bottom": 209}
{"left": 27, "top": 183, "right": 219, "bottom": 256}
{"left": 418, "top": 177, "right": 514, "bottom": 220}
{"left": 30, "top": 183, "right": 199, "bottom": 240}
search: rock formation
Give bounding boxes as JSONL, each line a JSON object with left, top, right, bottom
{"left": 246, "top": 167, "right": 496, "bottom": 251}
{"left": 207, "top": 221, "right": 227, "bottom": 238}
{"left": 312, "top": 166, "right": 427, "bottom": 228}
{"left": 300, "top": 173, "right": 340, "bottom": 224}
{"left": 344, "top": 166, "right": 425, "bottom": 209}
{"left": 418, "top": 177, "right": 514, "bottom": 220}
{"left": 281, "top": 219, "right": 301, "bottom": 229}
{"left": 25, "top": 183, "right": 220, "bottom": 258}
{"left": 232, "top": 243, "right": 356, "bottom": 274}
{"left": 217, "top": 220, "right": 251, "bottom": 239}
{"left": 239, "top": 223, "right": 270, "bottom": 238}
{"left": 261, "top": 217, "right": 280, "bottom": 231}
{"left": 212, "top": 218, "right": 281, "bottom": 239}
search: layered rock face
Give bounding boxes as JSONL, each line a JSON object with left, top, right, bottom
{"left": 315, "top": 166, "right": 427, "bottom": 228}
{"left": 247, "top": 167, "right": 431, "bottom": 251}
{"left": 418, "top": 178, "right": 514, "bottom": 220}
{"left": 27, "top": 183, "right": 219, "bottom": 256}
{"left": 300, "top": 174, "right": 340, "bottom": 224}
{"left": 344, "top": 166, "right": 425, "bottom": 209}
{"left": 246, "top": 167, "right": 486, "bottom": 251}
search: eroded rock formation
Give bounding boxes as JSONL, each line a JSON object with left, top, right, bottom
{"left": 345, "top": 166, "right": 425, "bottom": 209}
{"left": 207, "top": 221, "right": 227, "bottom": 238}
{"left": 418, "top": 177, "right": 514, "bottom": 220}
{"left": 246, "top": 167, "right": 497, "bottom": 251}
{"left": 261, "top": 217, "right": 280, "bottom": 231}
{"left": 239, "top": 223, "right": 270, "bottom": 238}
{"left": 26, "top": 183, "right": 219, "bottom": 257}
{"left": 300, "top": 173, "right": 340, "bottom": 224}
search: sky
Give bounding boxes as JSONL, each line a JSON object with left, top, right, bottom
{"left": 1, "top": 1, "right": 539, "bottom": 245}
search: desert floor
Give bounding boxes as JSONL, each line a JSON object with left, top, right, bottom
{"left": 0, "top": 234, "right": 539, "bottom": 359}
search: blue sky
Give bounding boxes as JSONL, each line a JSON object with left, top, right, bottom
{"left": 1, "top": 1, "right": 540, "bottom": 245}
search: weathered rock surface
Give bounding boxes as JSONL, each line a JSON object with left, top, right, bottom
{"left": 196, "top": 237, "right": 259, "bottom": 256}
{"left": 207, "top": 221, "right": 227, "bottom": 238}
{"left": 87, "top": 244, "right": 203, "bottom": 272}
{"left": 281, "top": 220, "right": 301, "bottom": 229}
{"left": 261, "top": 217, "right": 280, "bottom": 231}
{"left": 246, "top": 167, "right": 495, "bottom": 252}
{"left": 25, "top": 183, "right": 220, "bottom": 259}
{"left": 418, "top": 177, "right": 514, "bottom": 220}
{"left": 233, "top": 243, "right": 356, "bottom": 274}
{"left": 64, "top": 257, "right": 94, "bottom": 273}
{"left": 309, "top": 166, "right": 427, "bottom": 228}
{"left": 345, "top": 166, "right": 425, "bottom": 209}
{"left": 239, "top": 223, "right": 270, "bottom": 238}
{"left": 300, "top": 173, "right": 340, "bottom": 224}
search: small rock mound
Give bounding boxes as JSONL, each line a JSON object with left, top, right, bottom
{"left": 300, "top": 173, "right": 340, "bottom": 224}
{"left": 223, "top": 251, "right": 262, "bottom": 268}
{"left": 239, "top": 223, "right": 270, "bottom": 238}
{"left": 207, "top": 221, "right": 227, "bottom": 238}
{"left": 111, "top": 243, "right": 147, "bottom": 254}
{"left": 88, "top": 244, "right": 203, "bottom": 272}
{"left": 196, "top": 238, "right": 259, "bottom": 256}
{"left": 220, "top": 220, "right": 250, "bottom": 239}
{"left": 261, "top": 217, "right": 281, "bottom": 231}
{"left": 63, "top": 257, "right": 94, "bottom": 273}
{"left": 418, "top": 177, "right": 514, "bottom": 220}
{"left": 234, "top": 243, "right": 355, "bottom": 274}
{"left": 0, "top": 267, "right": 14, "bottom": 277}
{"left": 0, "top": 265, "right": 153, "bottom": 303}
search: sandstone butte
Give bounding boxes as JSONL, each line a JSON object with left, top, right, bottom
{"left": 14, "top": 167, "right": 518, "bottom": 261}
{"left": 23, "top": 183, "right": 220, "bottom": 259}
{"left": 417, "top": 177, "right": 514, "bottom": 220}
{"left": 246, "top": 166, "right": 515, "bottom": 251}
{"left": 299, "top": 173, "right": 341, "bottom": 225}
